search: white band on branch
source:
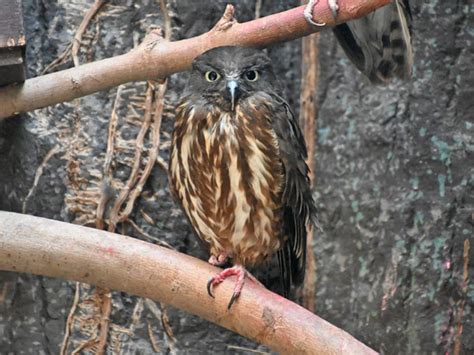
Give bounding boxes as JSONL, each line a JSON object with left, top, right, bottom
{"left": 0, "top": 211, "right": 378, "bottom": 354}
{"left": 0, "top": 0, "right": 391, "bottom": 119}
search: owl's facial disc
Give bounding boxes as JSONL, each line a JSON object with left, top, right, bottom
{"left": 189, "top": 46, "right": 280, "bottom": 112}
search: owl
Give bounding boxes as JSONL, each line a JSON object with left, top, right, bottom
{"left": 169, "top": 46, "right": 316, "bottom": 309}
{"left": 305, "top": 0, "right": 413, "bottom": 83}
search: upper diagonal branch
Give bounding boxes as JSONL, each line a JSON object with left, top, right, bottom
{"left": 0, "top": 211, "right": 378, "bottom": 354}
{"left": 0, "top": 0, "right": 391, "bottom": 119}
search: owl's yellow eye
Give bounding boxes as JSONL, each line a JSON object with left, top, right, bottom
{"left": 205, "top": 71, "right": 220, "bottom": 82}
{"left": 244, "top": 70, "right": 259, "bottom": 82}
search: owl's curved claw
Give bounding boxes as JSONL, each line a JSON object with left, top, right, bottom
{"left": 303, "top": 0, "right": 326, "bottom": 27}
{"left": 207, "top": 279, "right": 215, "bottom": 298}
{"left": 227, "top": 291, "right": 240, "bottom": 310}
{"left": 206, "top": 265, "right": 247, "bottom": 309}
{"left": 304, "top": 0, "right": 339, "bottom": 27}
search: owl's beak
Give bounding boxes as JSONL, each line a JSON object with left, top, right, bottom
{"left": 226, "top": 80, "right": 239, "bottom": 111}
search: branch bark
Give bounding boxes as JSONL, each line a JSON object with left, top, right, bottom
{"left": 0, "top": 211, "right": 378, "bottom": 354}
{"left": 0, "top": 0, "right": 391, "bottom": 119}
{"left": 299, "top": 29, "right": 320, "bottom": 312}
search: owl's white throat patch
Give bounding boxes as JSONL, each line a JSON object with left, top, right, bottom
{"left": 209, "top": 112, "right": 237, "bottom": 137}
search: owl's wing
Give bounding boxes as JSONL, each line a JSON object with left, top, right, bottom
{"left": 332, "top": 0, "right": 413, "bottom": 83}
{"left": 271, "top": 96, "right": 316, "bottom": 296}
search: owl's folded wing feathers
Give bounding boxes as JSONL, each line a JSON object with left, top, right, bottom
{"left": 271, "top": 96, "right": 317, "bottom": 296}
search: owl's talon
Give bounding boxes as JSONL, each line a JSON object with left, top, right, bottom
{"left": 303, "top": 0, "right": 326, "bottom": 27}
{"left": 227, "top": 291, "right": 240, "bottom": 310}
{"left": 207, "top": 278, "right": 216, "bottom": 298}
{"left": 206, "top": 265, "right": 247, "bottom": 309}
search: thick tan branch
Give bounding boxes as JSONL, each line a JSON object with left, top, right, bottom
{"left": 0, "top": 211, "right": 377, "bottom": 354}
{"left": 0, "top": 0, "right": 390, "bottom": 119}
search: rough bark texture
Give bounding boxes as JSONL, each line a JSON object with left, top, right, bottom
{"left": 0, "top": 0, "right": 472, "bottom": 354}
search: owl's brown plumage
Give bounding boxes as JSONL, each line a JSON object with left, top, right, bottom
{"left": 332, "top": 0, "right": 413, "bottom": 83}
{"left": 169, "top": 46, "right": 315, "bottom": 307}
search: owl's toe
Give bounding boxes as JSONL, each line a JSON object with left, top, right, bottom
{"left": 206, "top": 265, "right": 248, "bottom": 309}
{"left": 303, "top": 0, "right": 326, "bottom": 27}
{"left": 303, "top": 0, "right": 339, "bottom": 26}
{"left": 208, "top": 253, "right": 232, "bottom": 267}
{"left": 328, "top": 0, "right": 339, "bottom": 19}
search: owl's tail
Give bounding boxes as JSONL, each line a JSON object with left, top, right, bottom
{"left": 332, "top": 0, "right": 413, "bottom": 83}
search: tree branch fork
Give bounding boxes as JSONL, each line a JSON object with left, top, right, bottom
{"left": 0, "top": 0, "right": 391, "bottom": 119}
{"left": 0, "top": 211, "right": 377, "bottom": 354}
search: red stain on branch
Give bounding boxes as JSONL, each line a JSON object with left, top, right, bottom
{"left": 101, "top": 246, "right": 115, "bottom": 255}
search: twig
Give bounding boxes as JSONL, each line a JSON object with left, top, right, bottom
{"left": 255, "top": 0, "right": 263, "bottom": 19}
{"left": 147, "top": 320, "right": 162, "bottom": 353}
{"left": 103, "top": 86, "right": 123, "bottom": 179}
{"left": 227, "top": 345, "right": 270, "bottom": 354}
{"left": 72, "top": 0, "right": 108, "bottom": 67}
{"left": 108, "top": 83, "right": 154, "bottom": 230}
{"left": 160, "top": 303, "right": 177, "bottom": 345}
{"left": 41, "top": 0, "right": 106, "bottom": 74}
{"left": 95, "top": 288, "right": 112, "bottom": 355}
{"left": 158, "top": 0, "right": 172, "bottom": 41}
{"left": 145, "top": 299, "right": 163, "bottom": 323}
{"left": 0, "top": 0, "right": 392, "bottom": 119}
{"left": 145, "top": 299, "right": 177, "bottom": 353}
{"left": 299, "top": 5, "right": 320, "bottom": 310}
{"left": 87, "top": 21, "right": 102, "bottom": 63}
{"left": 156, "top": 155, "right": 169, "bottom": 170}
{"left": 114, "top": 82, "right": 167, "bottom": 227}
{"left": 96, "top": 85, "right": 123, "bottom": 230}
{"left": 91, "top": 85, "right": 124, "bottom": 354}
{"left": 71, "top": 337, "right": 98, "bottom": 355}
{"left": 125, "top": 218, "right": 174, "bottom": 249}
{"left": 108, "top": 1, "right": 171, "bottom": 232}
{"left": 140, "top": 209, "right": 155, "bottom": 225}
{"left": 91, "top": 5, "right": 171, "bottom": 351}
{"left": 41, "top": 43, "right": 72, "bottom": 75}
{"left": 0, "top": 282, "right": 11, "bottom": 304}
{"left": 129, "top": 298, "right": 145, "bottom": 334}
{"left": 60, "top": 282, "right": 81, "bottom": 355}
{"left": 22, "top": 144, "right": 61, "bottom": 214}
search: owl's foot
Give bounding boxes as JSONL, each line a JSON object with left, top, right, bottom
{"left": 208, "top": 253, "right": 232, "bottom": 267}
{"left": 304, "top": 0, "right": 325, "bottom": 26}
{"left": 303, "top": 0, "right": 339, "bottom": 27}
{"left": 207, "top": 265, "right": 250, "bottom": 309}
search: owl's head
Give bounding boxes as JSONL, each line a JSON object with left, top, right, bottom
{"left": 186, "top": 46, "right": 279, "bottom": 111}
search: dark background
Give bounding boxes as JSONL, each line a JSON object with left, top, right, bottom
{"left": 0, "top": 0, "right": 472, "bottom": 354}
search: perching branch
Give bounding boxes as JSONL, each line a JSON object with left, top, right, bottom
{"left": 0, "top": 0, "right": 391, "bottom": 119}
{"left": 0, "top": 211, "right": 377, "bottom": 354}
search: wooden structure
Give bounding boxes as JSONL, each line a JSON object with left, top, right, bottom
{"left": 0, "top": 0, "right": 26, "bottom": 87}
